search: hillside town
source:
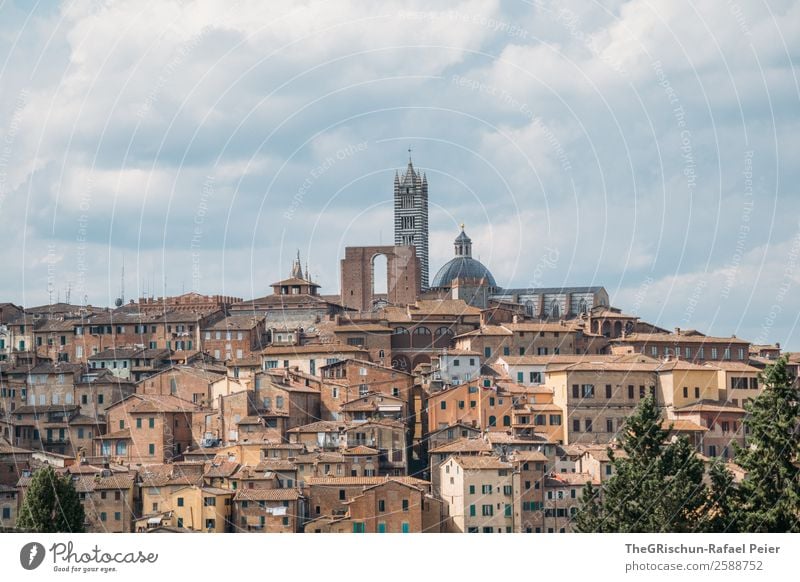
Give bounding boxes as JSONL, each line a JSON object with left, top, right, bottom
{"left": 0, "top": 158, "right": 792, "bottom": 534}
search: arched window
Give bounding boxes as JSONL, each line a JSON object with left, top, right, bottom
{"left": 412, "top": 326, "right": 432, "bottom": 348}
{"left": 614, "top": 321, "right": 623, "bottom": 337}
{"left": 525, "top": 300, "right": 535, "bottom": 317}
{"left": 488, "top": 415, "right": 497, "bottom": 427}
{"left": 434, "top": 327, "right": 454, "bottom": 348}
{"left": 579, "top": 299, "right": 588, "bottom": 314}
{"left": 550, "top": 301, "right": 560, "bottom": 319}
{"left": 502, "top": 415, "right": 511, "bottom": 427}
{"left": 392, "top": 326, "right": 410, "bottom": 348}
{"left": 115, "top": 441, "right": 127, "bottom": 455}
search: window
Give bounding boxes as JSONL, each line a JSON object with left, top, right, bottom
{"left": 606, "top": 418, "right": 614, "bottom": 433}
{"left": 469, "top": 505, "right": 476, "bottom": 517}
{"left": 581, "top": 384, "right": 595, "bottom": 398}
{"left": 177, "top": 497, "right": 184, "bottom": 507}
{"left": 534, "top": 414, "right": 546, "bottom": 426}
{"left": 482, "top": 505, "right": 493, "bottom": 516}
{"left": 503, "top": 485, "right": 512, "bottom": 495}
{"left": 549, "top": 415, "right": 561, "bottom": 426}
{"left": 627, "top": 385, "right": 634, "bottom": 399}
{"left": 276, "top": 396, "right": 285, "bottom": 408}
{"left": 401, "top": 522, "right": 410, "bottom": 533}
{"left": 469, "top": 485, "right": 475, "bottom": 494}
{"left": 481, "top": 484, "right": 492, "bottom": 494}
{"left": 683, "top": 387, "right": 688, "bottom": 398}
{"left": 148, "top": 444, "right": 155, "bottom": 455}
{"left": 484, "top": 347, "right": 492, "bottom": 358}
{"left": 148, "top": 418, "right": 155, "bottom": 428}
{"left": 711, "top": 347, "right": 718, "bottom": 359}
{"left": 402, "top": 499, "right": 409, "bottom": 512}
{"left": 605, "top": 384, "right": 612, "bottom": 398}
{"left": 378, "top": 500, "right": 385, "bottom": 512}
{"left": 203, "top": 497, "right": 216, "bottom": 507}
{"left": 339, "top": 490, "right": 346, "bottom": 501}
{"left": 205, "top": 519, "right": 215, "bottom": 530}
{"left": 585, "top": 418, "right": 593, "bottom": 432}
{"left": 502, "top": 415, "right": 511, "bottom": 427}
{"left": 488, "top": 415, "right": 497, "bottom": 427}
{"left": 572, "top": 384, "right": 579, "bottom": 398}
{"left": 503, "top": 346, "right": 510, "bottom": 356}
{"left": 573, "top": 419, "right": 581, "bottom": 433}
{"left": 100, "top": 512, "right": 107, "bottom": 522}
{"left": 694, "top": 387, "right": 700, "bottom": 398}
{"left": 517, "top": 371, "right": 524, "bottom": 383}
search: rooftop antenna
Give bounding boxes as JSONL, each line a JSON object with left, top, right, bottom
{"left": 65, "top": 282, "right": 71, "bottom": 304}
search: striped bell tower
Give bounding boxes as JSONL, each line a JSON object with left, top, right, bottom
{"left": 394, "top": 151, "right": 429, "bottom": 289}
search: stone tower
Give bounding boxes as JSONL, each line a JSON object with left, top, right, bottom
{"left": 394, "top": 153, "right": 429, "bottom": 289}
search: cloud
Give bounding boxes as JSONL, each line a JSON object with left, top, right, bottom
{"left": 0, "top": 0, "right": 798, "bottom": 348}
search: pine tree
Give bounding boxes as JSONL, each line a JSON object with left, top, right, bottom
{"left": 16, "top": 466, "right": 85, "bottom": 533}
{"left": 698, "top": 458, "right": 740, "bottom": 532}
{"left": 734, "top": 357, "right": 800, "bottom": 532}
{"left": 574, "top": 395, "right": 708, "bottom": 532}
{"left": 572, "top": 481, "right": 605, "bottom": 532}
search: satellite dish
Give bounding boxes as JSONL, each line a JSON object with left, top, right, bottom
{"left": 114, "top": 298, "right": 123, "bottom": 307}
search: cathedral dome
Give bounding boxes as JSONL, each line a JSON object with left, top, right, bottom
{"left": 431, "top": 226, "right": 496, "bottom": 288}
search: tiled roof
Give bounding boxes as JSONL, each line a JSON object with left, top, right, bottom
{"left": 429, "top": 438, "right": 492, "bottom": 454}
{"left": 261, "top": 344, "right": 366, "bottom": 356}
{"left": 304, "top": 476, "right": 428, "bottom": 487}
{"left": 342, "top": 445, "right": 379, "bottom": 456}
{"left": 672, "top": 401, "right": 747, "bottom": 414}
{"left": 618, "top": 332, "right": 750, "bottom": 345}
{"left": 450, "top": 455, "right": 512, "bottom": 470}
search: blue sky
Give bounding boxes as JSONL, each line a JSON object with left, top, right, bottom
{"left": 0, "top": 0, "right": 798, "bottom": 348}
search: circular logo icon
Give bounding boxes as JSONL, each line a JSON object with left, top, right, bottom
{"left": 20, "top": 542, "right": 46, "bottom": 570}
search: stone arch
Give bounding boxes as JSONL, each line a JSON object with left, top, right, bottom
{"left": 341, "top": 245, "right": 421, "bottom": 311}
{"left": 602, "top": 321, "right": 611, "bottom": 337}
{"left": 614, "top": 321, "right": 623, "bottom": 338}
{"left": 391, "top": 354, "right": 411, "bottom": 372}
{"left": 371, "top": 252, "right": 389, "bottom": 296}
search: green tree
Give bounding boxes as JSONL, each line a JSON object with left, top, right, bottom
{"left": 574, "top": 395, "right": 707, "bottom": 532}
{"left": 16, "top": 465, "right": 85, "bottom": 533}
{"left": 734, "top": 356, "right": 800, "bottom": 532}
{"left": 698, "top": 458, "right": 740, "bottom": 532}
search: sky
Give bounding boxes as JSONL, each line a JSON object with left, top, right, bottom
{"left": 0, "top": 0, "right": 798, "bottom": 348}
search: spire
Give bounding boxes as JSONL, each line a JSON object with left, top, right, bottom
{"left": 291, "top": 250, "right": 304, "bottom": 279}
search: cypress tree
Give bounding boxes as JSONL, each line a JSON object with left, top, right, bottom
{"left": 574, "top": 395, "right": 708, "bottom": 532}
{"left": 734, "top": 357, "right": 800, "bottom": 532}
{"left": 16, "top": 465, "right": 86, "bottom": 533}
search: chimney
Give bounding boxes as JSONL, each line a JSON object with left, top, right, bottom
{"left": 512, "top": 315, "right": 519, "bottom": 324}
{"left": 674, "top": 327, "right": 681, "bottom": 335}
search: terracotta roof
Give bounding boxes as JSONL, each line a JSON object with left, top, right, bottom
{"left": 234, "top": 488, "right": 301, "bottom": 501}
{"left": 657, "top": 359, "right": 717, "bottom": 372}
{"left": 509, "top": 450, "right": 549, "bottom": 462}
{"left": 255, "top": 459, "right": 297, "bottom": 472}
{"left": 617, "top": 332, "right": 750, "bottom": 345}
{"left": 203, "top": 460, "right": 240, "bottom": 478}
{"left": 672, "top": 401, "right": 746, "bottom": 414}
{"left": 703, "top": 361, "right": 761, "bottom": 372}
{"left": 94, "top": 428, "right": 131, "bottom": 440}
{"left": 287, "top": 421, "right": 348, "bottom": 433}
{"left": 664, "top": 419, "right": 708, "bottom": 432}
{"left": 261, "top": 344, "right": 367, "bottom": 356}
{"left": 112, "top": 394, "right": 205, "bottom": 414}
{"left": 450, "top": 455, "right": 512, "bottom": 470}
{"left": 342, "top": 445, "right": 379, "bottom": 456}
{"left": 545, "top": 472, "right": 598, "bottom": 487}
{"left": 429, "top": 438, "right": 492, "bottom": 454}
{"left": 304, "top": 476, "right": 428, "bottom": 487}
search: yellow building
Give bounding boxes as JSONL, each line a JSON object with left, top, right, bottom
{"left": 657, "top": 359, "right": 720, "bottom": 410}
